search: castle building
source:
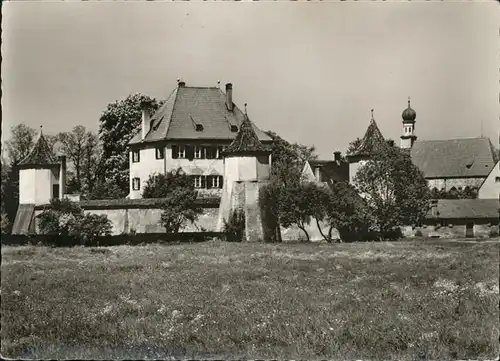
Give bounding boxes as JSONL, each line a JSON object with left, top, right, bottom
{"left": 301, "top": 152, "right": 349, "bottom": 185}
{"left": 127, "top": 81, "right": 272, "bottom": 199}
{"left": 216, "top": 108, "right": 272, "bottom": 241}
{"left": 12, "top": 127, "right": 67, "bottom": 234}
{"left": 346, "top": 99, "right": 498, "bottom": 194}
{"left": 346, "top": 109, "right": 387, "bottom": 184}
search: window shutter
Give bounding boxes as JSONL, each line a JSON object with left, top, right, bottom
{"left": 217, "top": 146, "right": 223, "bottom": 159}
{"left": 186, "top": 145, "right": 194, "bottom": 160}
{"left": 206, "top": 176, "right": 213, "bottom": 189}
{"left": 172, "top": 145, "right": 179, "bottom": 159}
{"left": 218, "top": 176, "right": 224, "bottom": 189}
{"left": 201, "top": 175, "right": 206, "bottom": 189}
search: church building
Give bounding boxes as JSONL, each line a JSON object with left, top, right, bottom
{"left": 347, "top": 98, "right": 498, "bottom": 194}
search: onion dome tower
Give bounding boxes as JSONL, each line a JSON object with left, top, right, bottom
{"left": 400, "top": 97, "right": 417, "bottom": 149}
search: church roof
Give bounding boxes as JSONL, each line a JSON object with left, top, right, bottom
{"left": 18, "top": 128, "right": 58, "bottom": 168}
{"left": 129, "top": 84, "right": 272, "bottom": 145}
{"left": 348, "top": 113, "right": 387, "bottom": 157}
{"left": 410, "top": 137, "right": 496, "bottom": 178}
{"left": 224, "top": 112, "right": 269, "bottom": 154}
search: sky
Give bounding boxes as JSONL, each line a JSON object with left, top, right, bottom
{"left": 2, "top": 0, "right": 499, "bottom": 159}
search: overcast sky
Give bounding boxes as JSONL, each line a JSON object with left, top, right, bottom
{"left": 2, "top": 1, "right": 499, "bottom": 159}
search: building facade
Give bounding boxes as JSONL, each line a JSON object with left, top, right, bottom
{"left": 302, "top": 151, "right": 349, "bottom": 185}
{"left": 346, "top": 99, "right": 498, "bottom": 194}
{"left": 478, "top": 161, "right": 500, "bottom": 199}
{"left": 128, "top": 81, "right": 272, "bottom": 199}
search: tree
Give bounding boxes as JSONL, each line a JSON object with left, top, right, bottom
{"left": 57, "top": 126, "right": 103, "bottom": 197}
{"left": 278, "top": 183, "right": 318, "bottom": 241}
{"left": 5, "top": 124, "right": 37, "bottom": 163}
{"left": 311, "top": 181, "right": 374, "bottom": 242}
{"left": 264, "top": 130, "right": 317, "bottom": 188}
{"left": 258, "top": 131, "right": 317, "bottom": 241}
{"left": 98, "top": 93, "right": 164, "bottom": 196}
{"left": 88, "top": 178, "right": 127, "bottom": 200}
{"left": 346, "top": 137, "right": 363, "bottom": 156}
{"left": 354, "top": 144, "right": 430, "bottom": 239}
{"left": 142, "top": 168, "right": 193, "bottom": 198}
{"left": 159, "top": 188, "right": 203, "bottom": 233}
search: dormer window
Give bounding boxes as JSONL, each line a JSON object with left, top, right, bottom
{"left": 196, "top": 124, "right": 204, "bottom": 132}
{"left": 230, "top": 125, "right": 238, "bottom": 132}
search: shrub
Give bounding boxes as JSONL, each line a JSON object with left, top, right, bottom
{"left": 143, "top": 168, "right": 193, "bottom": 199}
{"left": 489, "top": 227, "right": 499, "bottom": 238}
{"left": 38, "top": 198, "right": 112, "bottom": 244}
{"left": 414, "top": 229, "right": 423, "bottom": 237}
{"left": 159, "top": 188, "right": 203, "bottom": 233}
{"left": 223, "top": 209, "right": 245, "bottom": 242}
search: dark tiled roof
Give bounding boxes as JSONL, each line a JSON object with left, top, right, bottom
{"left": 225, "top": 114, "right": 268, "bottom": 154}
{"left": 12, "top": 204, "right": 35, "bottom": 235}
{"left": 349, "top": 118, "right": 386, "bottom": 157}
{"left": 411, "top": 137, "right": 496, "bottom": 178}
{"left": 129, "top": 86, "right": 272, "bottom": 144}
{"left": 18, "top": 131, "right": 58, "bottom": 167}
{"left": 308, "top": 160, "right": 350, "bottom": 183}
{"left": 34, "top": 197, "right": 221, "bottom": 210}
{"left": 426, "top": 199, "right": 499, "bottom": 220}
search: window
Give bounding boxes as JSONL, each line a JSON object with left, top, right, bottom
{"left": 155, "top": 147, "right": 164, "bottom": 160}
{"left": 192, "top": 175, "right": 223, "bottom": 189}
{"left": 208, "top": 175, "right": 223, "bottom": 189}
{"left": 132, "top": 177, "right": 141, "bottom": 191}
{"left": 132, "top": 150, "right": 140, "bottom": 163}
{"left": 172, "top": 145, "right": 186, "bottom": 159}
{"left": 194, "top": 146, "right": 203, "bottom": 159}
{"left": 193, "top": 175, "right": 205, "bottom": 189}
{"left": 217, "top": 146, "right": 227, "bottom": 159}
{"left": 496, "top": 177, "right": 500, "bottom": 183}
{"left": 206, "top": 146, "right": 217, "bottom": 160}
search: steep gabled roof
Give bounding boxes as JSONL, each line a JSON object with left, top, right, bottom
{"left": 224, "top": 113, "right": 269, "bottom": 154}
{"left": 129, "top": 85, "right": 272, "bottom": 145}
{"left": 18, "top": 128, "right": 58, "bottom": 168}
{"left": 411, "top": 137, "right": 496, "bottom": 178}
{"left": 349, "top": 117, "right": 386, "bottom": 157}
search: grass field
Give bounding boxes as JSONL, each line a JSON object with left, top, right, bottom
{"left": 1, "top": 239, "right": 499, "bottom": 360}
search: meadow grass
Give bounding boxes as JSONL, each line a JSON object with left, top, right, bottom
{"left": 1, "top": 239, "right": 499, "bottom": 360}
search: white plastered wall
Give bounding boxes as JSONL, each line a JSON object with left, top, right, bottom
{"left": 19, "top": 168, "right": 54, "bottom": 205}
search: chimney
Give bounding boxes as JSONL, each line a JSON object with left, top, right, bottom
{"left": 430, "top": 199, "right": 439, "bottom": 217}
{"left": 58, "top": 155, "right": 66, "bottom": 199}
{"left": 141, "top": 104, "right": 151, "bottom": 140}
{"left": 333, "top": 151, "right": 341, "bottom": 162}
{"left": 225, "top": 83, "right": 233, "bottom": 111}
{"left": 315, "top": 167, "right": 321, "bottom": 182}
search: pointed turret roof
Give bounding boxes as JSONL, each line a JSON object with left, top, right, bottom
{"left": 224, "top": 105, "right": 269, "bottom": 155}
{"left": 18, "top": 126, "right": 58, "bottom": 168}
{"left": 349, "top": 110, "right": 387, "bottom": 157}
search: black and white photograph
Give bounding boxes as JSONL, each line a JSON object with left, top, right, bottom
{"left": 1, "top": 0, "right": 499, "bottom": 359}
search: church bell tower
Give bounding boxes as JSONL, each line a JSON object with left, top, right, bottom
{"left": 400, "top": 97, "right": 417, "bottom": 149}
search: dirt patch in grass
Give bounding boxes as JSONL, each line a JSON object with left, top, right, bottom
{"left": 1, "top": 240, "right": 498, "bottom": 360}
